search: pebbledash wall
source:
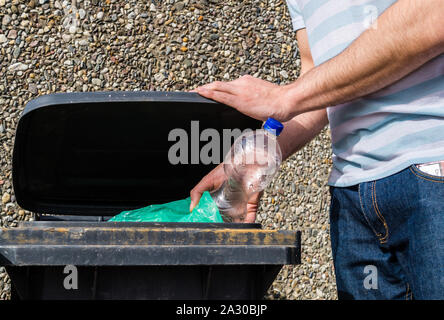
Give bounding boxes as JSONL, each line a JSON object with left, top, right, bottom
{"left": 0, "top": 0, "right": 336, "bottom": 300}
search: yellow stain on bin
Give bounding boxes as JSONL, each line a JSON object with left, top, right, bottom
{"left": 1, "top": 226, "right": 298, "bottom": 246}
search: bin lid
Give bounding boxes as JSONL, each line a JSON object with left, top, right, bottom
{"left": 12, "top": 91, "right": 261, "bottom": 216}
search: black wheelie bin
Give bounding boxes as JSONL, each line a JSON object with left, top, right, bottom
{"left": 0, "top": 91, "right": 301, "bottom": 300}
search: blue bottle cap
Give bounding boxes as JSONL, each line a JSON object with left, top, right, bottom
{"left": 263, "top": 117, "right": 284, "bottom": 136}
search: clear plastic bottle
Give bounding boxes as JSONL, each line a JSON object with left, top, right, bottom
{"left": 211, "top": 118, "right": 284, "bottom": 222}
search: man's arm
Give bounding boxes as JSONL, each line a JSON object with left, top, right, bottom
{"left": 190, "top": 29, "right": 327, "bottom": 217}
{"left": 196, "top": 0, "right": 444, "bottom": 122}
{"left": 285, "top": 0, "right": 444, "bottom": 118}
{"left": 279, "top": 29, "right": 328, "bottom": 160}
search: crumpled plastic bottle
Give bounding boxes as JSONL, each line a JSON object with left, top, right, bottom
{"left": 210, "top": 118, "right": 283, "bottom": 222}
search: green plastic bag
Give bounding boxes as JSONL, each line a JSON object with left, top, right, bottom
{"left": 109, "top": 191, "right": 223, "bottom": 223}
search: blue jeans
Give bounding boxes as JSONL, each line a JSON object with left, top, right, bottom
{"left": 329, "top": 164, "right": 444, "bottom": 300}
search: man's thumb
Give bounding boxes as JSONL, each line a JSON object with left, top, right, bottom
{"left": 189, "top": 200, "right": 196, "bottom": 212}
{"left": 189, "top": 192, "right": 201, "bottom": 212}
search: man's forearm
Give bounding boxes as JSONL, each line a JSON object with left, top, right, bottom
{"left": 278, "top": 109, "right": 328, "bottom": 160}
{"left": 283, "top": 0, "right": 444, "bottom": 117}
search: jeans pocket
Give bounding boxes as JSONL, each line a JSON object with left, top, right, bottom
{"left": 409, "top": 164, "right": 444, "bottom": 183}
{"left": 359, "top": 182, "right": 389, "bottom": 244}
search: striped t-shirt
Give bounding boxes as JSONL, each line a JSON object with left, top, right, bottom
{"left": 286, "top": 0, "right": 444, "bottom": 187}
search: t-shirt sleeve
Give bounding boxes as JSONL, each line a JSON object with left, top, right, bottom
{"left": 285, "top": 0, "right": 306, "bottom": 31}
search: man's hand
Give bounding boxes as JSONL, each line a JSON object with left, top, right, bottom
{"left": 190, "top": 163, "right": 261, "bottom": 223}
{"left": 190, "top": 164, "right": 226, "bottom": 212}
{"left": 194, "top": 75, "right": 293, "bottom": 122}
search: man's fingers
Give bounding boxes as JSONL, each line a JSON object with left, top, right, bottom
{"left": 243, "top": 191, "right": 262, "bottom": 223}
{"left": 248, "top": 191, "right": 263, "bottom": 206}
{"left": 199, "top": 81, "right": 236, "bottom": 94}
{"left": 243, "top": 211, "right": 257, "bottom": 223}
{"left": 190, "top": 164, "right": 226, "bottom": 212}
{"left": 189, "top": 187, "right": 203, "bottom": 212}
{"left": 196, "top": 88, "right": 236, "bottom": 106}
{"left": 189, "top": 175, "right": 216, "bottom": 212}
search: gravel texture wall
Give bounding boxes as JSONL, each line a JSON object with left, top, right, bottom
{"left": 0, "top": 0, "right": 336, "bottom": 300}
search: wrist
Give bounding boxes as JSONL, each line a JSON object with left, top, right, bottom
{"left": 285, "top": 67, "right": 330, "bottom": 119}
{"left": 274, "top": 83, "right": 304, "bottom": 121}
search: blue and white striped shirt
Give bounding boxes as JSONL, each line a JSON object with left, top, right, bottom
{"left": 286, "top": 0, "right": 444, "bottom": 187}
